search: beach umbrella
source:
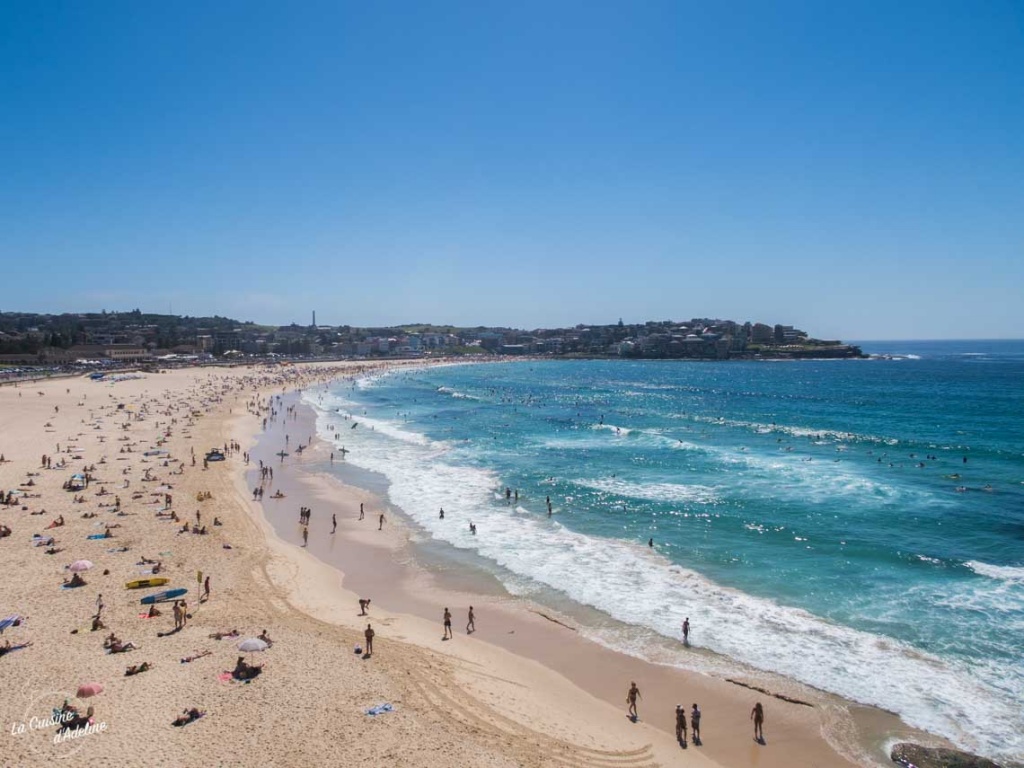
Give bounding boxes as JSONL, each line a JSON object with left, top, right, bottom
{"left": 0, "top": 615, "right": 21, "bottom": 633}
{"left": 68, "top": 560, "right": 93, "bottom": 572}
{"left": 76, "top": 682, "right": 104, "bottom": 698}
{"left": 237, "top": 638, "right": 268, "bottom": 653}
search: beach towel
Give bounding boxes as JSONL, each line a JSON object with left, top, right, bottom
{"left": 365, "top": 703, "right": 394, "bottom": 716}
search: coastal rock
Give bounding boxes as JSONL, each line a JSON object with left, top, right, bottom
{"left": 891, "top": 743, "right": 1002, "bottom": 768}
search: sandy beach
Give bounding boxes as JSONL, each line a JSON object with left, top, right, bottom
{"left": 0, "top": 363, "right": 939, "bottom": 768}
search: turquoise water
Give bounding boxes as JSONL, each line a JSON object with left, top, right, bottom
{"left": 307, "top": 341, "right": 1024, "bottom": 763}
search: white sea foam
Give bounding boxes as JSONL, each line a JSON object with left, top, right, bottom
{"left": 965, "top": 561, "right": 1024, "bottom": 583}
{"left": 303, "top": 389, "right": 1024, "bottom": 764}
{"left": 575, "top": 478, "right": 718, "bottom": 505}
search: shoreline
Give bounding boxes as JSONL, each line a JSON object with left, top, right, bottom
{"left": 250, "top": 382, "right": 937, "bottom": 768}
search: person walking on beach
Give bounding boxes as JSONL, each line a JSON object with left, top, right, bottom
{"left": 364, "top": 623, "right": 374, "bottom": 656}
{"left": 443, "top": 608, "right": 453, "bottom": 640}
{"left": 691, "top": 703, "right": 701, "bottom": 744}
{"left": 331, "top": 513, "right": 336, "bottom": 534}
{"left": 203, "top": 576, "right": 210, "bottom": 601}
{"left": 467, "top": 606, "right": 475, "bottom": 634}
{"left": 359, "top": 503, "right": 364, "bottom": 521}
{"left": 751, "top": 701, "right": 765, "bottom": 743}
{"left": 682, "top": 617, "right": 690, "bottom": 644}
{"left": 675, "top": 704, "right": 688, "bottom": 746}
{"left": 626, "top": 682, "right": 641, "bottom": 721}
{"left": 302, "top": 526, "right": 308, "bottom": 547}
{"left": 172, "top": 601, "right": 182, "bottom": 630}
{"left": 378, "top": 513, "right": 385, "bottom": 531}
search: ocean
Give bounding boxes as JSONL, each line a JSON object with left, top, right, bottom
{"left": 304, "top": 340, "right": 1024, "bottom": 764}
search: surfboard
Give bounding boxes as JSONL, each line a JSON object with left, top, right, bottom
{"left": 140, "top": 588, "right": 187, "bottom": 605}
{"left": 125, "top": 578, "right": 169, "bottom": 590}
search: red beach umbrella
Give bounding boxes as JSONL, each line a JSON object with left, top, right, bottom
{"left": 76, "top": 682, "right": 104, "bottom": 698}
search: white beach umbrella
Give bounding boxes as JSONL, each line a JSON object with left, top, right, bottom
{"left": 237, "top": 638, "right": 268, "bottom": 653}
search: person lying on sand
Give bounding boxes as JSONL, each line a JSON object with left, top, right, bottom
{"left": 63, "top": 573, "right": 87, "bottom": 588}
{"left": 0, "top": 639, "right": 34, "bottom": 657}
{"left": 58, "top": 705, "right": 94, "bottom": 733}
{"left": 124, "top": 662, "right": 151, "bottom": 676}
{"left": 232, "top": 656, "right": 263, "bottom": 680}
{"left": 172, "top": 708, "right": 205, "bottom": 727}
{"left": 180, "top": 650, "right": 211, "bottom": 664}
{"left": 44, "top": 546, "right": 64, "bottom": 555}
{"left": 257, "top": 629, "right": 273, "bottom": 647}
{"left": 208, "top": 629, "right": 239, "bottom": 640}
{"left": 271, "top": 491, "right": 285, "bottom": 499}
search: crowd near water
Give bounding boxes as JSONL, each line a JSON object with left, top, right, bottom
{"left": 307, "top": 340, "right": 1024, "bottom": 764}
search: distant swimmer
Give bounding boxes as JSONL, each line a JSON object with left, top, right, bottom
{"left": 648, "top": 538, "right": 653, "bottom": 548}
{"left": 439, "top": 508, "right": 444, "bottom": 519}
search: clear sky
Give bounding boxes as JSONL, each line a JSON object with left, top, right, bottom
{"left": 1, "top": 1, "right": 1022, "bottom": 339}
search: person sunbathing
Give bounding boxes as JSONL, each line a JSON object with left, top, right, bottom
{"left": 172, "top": 708, "right": 205, "bottom": 727}
{"left": 108, "top": 639, "right": 137, "bottom": 653}
{"left": 81, "top": 511, "right": 97, "bottom": 518}
{"left": 146, "top": 603, "right": 162, "bottom": 618}
{"left": 208, "top": 629, "right": 239, "bottom": 640}
{"left": 102, "top": 527, "right": 113, "bottom": 538}
{"left": 179, "top": 650, "right": 211, "bottom": 664}
{"left": 179, "top": 522, "right": 190, "bottom": 534}
{"left": 45, "top": 546, "right": 64, "bottom": 555}
{"left": 271, "top": 490, "right": 285, "bottom": 499}
{"left": 91, "top": 616, "right": 106, "bottom": 632}
{"left": 58, "top": 705, "right": 94, "bottom": 733}
{"left": 0, "top": 639, "right": 34, "bottom": 657}
{"left": 213, "top": 517, "right": 222, "bottom": 526}
{"left": 64, "top": 573, "right": 87, "bottom": 588}
{"left": 0, "top": 524, "right": 11, "bottom": 538}
{"left": 124, "top": 662, "right": 151, "bottom": 676}
{"left": 232, "top": 656, "right": 263, "bottom": 680}
{"left": 257, "top": 629, "right": 273, "bottom": 647}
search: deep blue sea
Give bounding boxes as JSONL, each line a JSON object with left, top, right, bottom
{"left": 306, "top": 340, "right": 1023, "bottom": 763}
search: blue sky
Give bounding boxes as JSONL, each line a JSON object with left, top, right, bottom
{"left": 1, "top": 1, "right": 1021, "bottom": 339}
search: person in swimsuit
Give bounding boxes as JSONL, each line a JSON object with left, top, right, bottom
{"left": 751, "top": 701, "right": 765, "bottom": 743}
{"left": 627, "top": 682, "right": 641, "bottom": 721}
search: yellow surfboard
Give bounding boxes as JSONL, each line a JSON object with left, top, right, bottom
{"left": 125, "top": 578, "right": 170, "bottom": 589}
